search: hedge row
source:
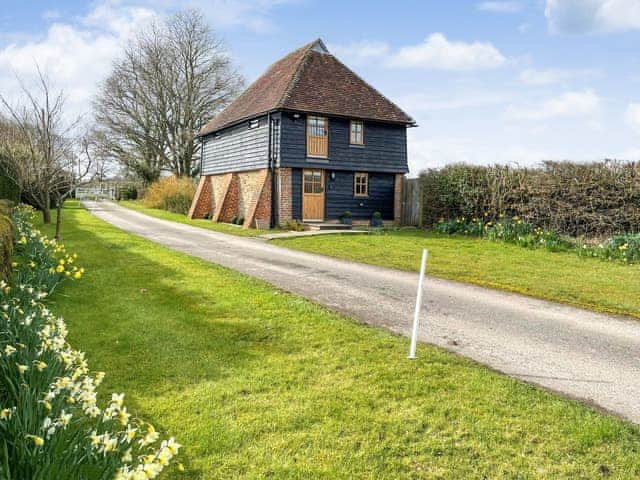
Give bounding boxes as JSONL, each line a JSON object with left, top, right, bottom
{"left": 0, "top": 165, "right": 20, "bottom": 202}
{"left": 419, "top": 160, "right": 640, "bottom": 237}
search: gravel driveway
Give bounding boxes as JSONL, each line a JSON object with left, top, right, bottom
{"left": 84, "top": 201, "right": 640, "bottom": 423}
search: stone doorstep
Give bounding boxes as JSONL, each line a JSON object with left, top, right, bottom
{"left": 259, "top": 230, "right": 370, "bottom": 240}
{"left": 304, "top": 222, "right": 353, "bottom": 231}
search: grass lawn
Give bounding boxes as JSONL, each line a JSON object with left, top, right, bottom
{"left": 33, "top": 203, "right": 640, "bottom": 479}
{"left": 119, "top": 200, "right": 277, "bottom": 237}
{"left": 271, "top": 230, "right": 640, "bottom": 320}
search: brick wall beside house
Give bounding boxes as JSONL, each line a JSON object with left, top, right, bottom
{"left": 211, "top": 174, "right": 232, "bottom": 220}
{"left": 217, "top": 173, "right": 239, "bottom": 223}
{"left": 278, "top": 168, "right": 292, "bottom": 225}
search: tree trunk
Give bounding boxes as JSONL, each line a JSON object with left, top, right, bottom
{"left": 54, "top": 200, "right": 63, "bottom": 240}
{"left": 42, "top": 207, "right": 52, "bottom": 224}
{"left": 42, "top": 194, "right": 52, "bottom": 224}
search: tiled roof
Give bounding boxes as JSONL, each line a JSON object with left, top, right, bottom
{"left": 199, "top": 39, "right": 414, "bottom": 135}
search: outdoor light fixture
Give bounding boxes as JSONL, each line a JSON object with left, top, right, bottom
{"left": 292, "top": 113, "right": 300, "bottom": 119}
{"left": 330, "top": 172, "right": 336, "bottom": 180}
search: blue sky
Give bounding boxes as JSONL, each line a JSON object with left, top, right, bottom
{"left": 2, "top": 0, "right": 640, "bottom": 173}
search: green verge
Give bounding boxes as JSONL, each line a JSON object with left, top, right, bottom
{"left": 36, "top": 202, "right": 640, "bottom": 479}
{"left": 118, "top": 200, "right": 277, "bottom": 237}
{"left": 271, "top": 230, "right": 640, "bottom": 320}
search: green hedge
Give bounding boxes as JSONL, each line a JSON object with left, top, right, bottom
{"left": 0, "top": 166, "right": 19, "bottom": 202}
{"left": 420, "top": 160, "right": 640, "bottom": 237}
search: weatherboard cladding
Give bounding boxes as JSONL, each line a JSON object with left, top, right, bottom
{"left": 289, "top": 169, "right": 395, "bottom": 220}
{"left": 201, "top": 116, "right": 270, "bottom": 176}
{"left": 326, "top": 171, "right": 395, "bottom": 220}
{"left": 279, "top": 115, "right": 408, "bottom": 173}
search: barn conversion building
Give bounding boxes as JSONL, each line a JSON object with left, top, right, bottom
{"left": 188, "top": 39, "right": 415, "bottom": 228}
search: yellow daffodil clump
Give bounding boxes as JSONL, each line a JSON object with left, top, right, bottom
{"left": 0, "top": 205, "right": 181, "bottom": 479}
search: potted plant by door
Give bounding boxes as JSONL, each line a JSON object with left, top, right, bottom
{"left": 340, "top": 211, "right": 353, "bottom": 225}
{"left": 371, "top": 211, "right": 383, "bottom": 227}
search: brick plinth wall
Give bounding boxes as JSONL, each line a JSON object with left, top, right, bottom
{"left": 277, "top": 168, "right": 292, "bottom": 225}
{"left": 249, "top": 171, "right": 272, "bottom": 229}
{"left": 188, "top": 176, "right": 212, "bottom": 219}
{"left": 218, "top": 173, "right": 239, "bottom": 223}
{"left": 394, "top": 173, "right": 404, "bottom": 225}
{"left": 189, "top": 169, "right": 273, "bottom": 228}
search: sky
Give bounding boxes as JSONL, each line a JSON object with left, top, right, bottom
{"left": 1, "top": 0, "right": 640, "bottom": 174}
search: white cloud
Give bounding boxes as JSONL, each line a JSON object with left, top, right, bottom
{"left": 519, "top": 68, "right": 602, "bottom": 85}
{"left": 477, "top": 1, "right": 522, "bottom": 13}
{"left": 327, "top": 41, "right": 390, "bottom": 65}
{"left": 81, "top": 3, "right": 157, "bottom": 36}
{"left": 0, "top": 4, "right": 158, "bottom": 120}
{"left": 545, "top": 0, "right": 640, "bottom": 33}
{"left": 506, "top": 90, "right": 601, "bottom": 120}
{"left": 625, "top": 103, "right": 640, "bottom": 132}
{"left": 137, "top": 0, "right": 298, "bottom": 33}
{"left": 0, "top": 0, "right": 297, "bottom": 122}
{"left": 387, "top": 33, "right": 506, "bottom": 71}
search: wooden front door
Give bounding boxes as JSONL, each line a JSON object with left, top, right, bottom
{"left": 302, "top": 169, "right": 325, "bottom": 221}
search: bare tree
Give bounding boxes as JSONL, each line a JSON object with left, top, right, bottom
{"left": 0, "top": 70, "right": 91, "bottom": 237}
{"left": 95, "top": 9, "right": 243, "bottom": 182}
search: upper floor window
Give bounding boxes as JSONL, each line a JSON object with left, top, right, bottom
{"left": 307, "top": 115, "right": 328, "bottom": 157}
{"left": 350, "top": 120, "right": 364, "bottom": 145}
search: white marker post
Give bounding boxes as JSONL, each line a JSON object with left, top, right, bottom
{"left": 408, "top": 249, "right": 428, "bottom": 359}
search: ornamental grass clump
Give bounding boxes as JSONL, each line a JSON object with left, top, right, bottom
{"left": 142, "top": 177, "right": 196, "bottom": 215}
{"left": 0, "top": 205, "right": 180, "bottom": 479}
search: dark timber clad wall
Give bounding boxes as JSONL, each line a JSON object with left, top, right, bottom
{"left": 290, "top": 169, "right": 395, "bottom": 220}
{"left": 201, "top": 115, "right": 270, "bottom": 175}
{"left": 326, "top": 171, "right": 395, "bottom": 219}
{"left": 279, "top": 114, "right": 408, "bottom": 173}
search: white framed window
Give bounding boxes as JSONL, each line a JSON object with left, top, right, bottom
{"left": 350, "top": 120, "right": 364, "bottom": 145}
{"left": 354, "top": 172, "right": 368, "bottom": 197}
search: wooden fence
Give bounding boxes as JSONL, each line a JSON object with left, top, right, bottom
{"left": 402, "top": 177, "right": 422, "bottom": 226}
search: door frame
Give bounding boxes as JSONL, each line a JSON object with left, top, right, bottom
{"left": 302, "top": 169, "right": 325, "bottom": 221}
